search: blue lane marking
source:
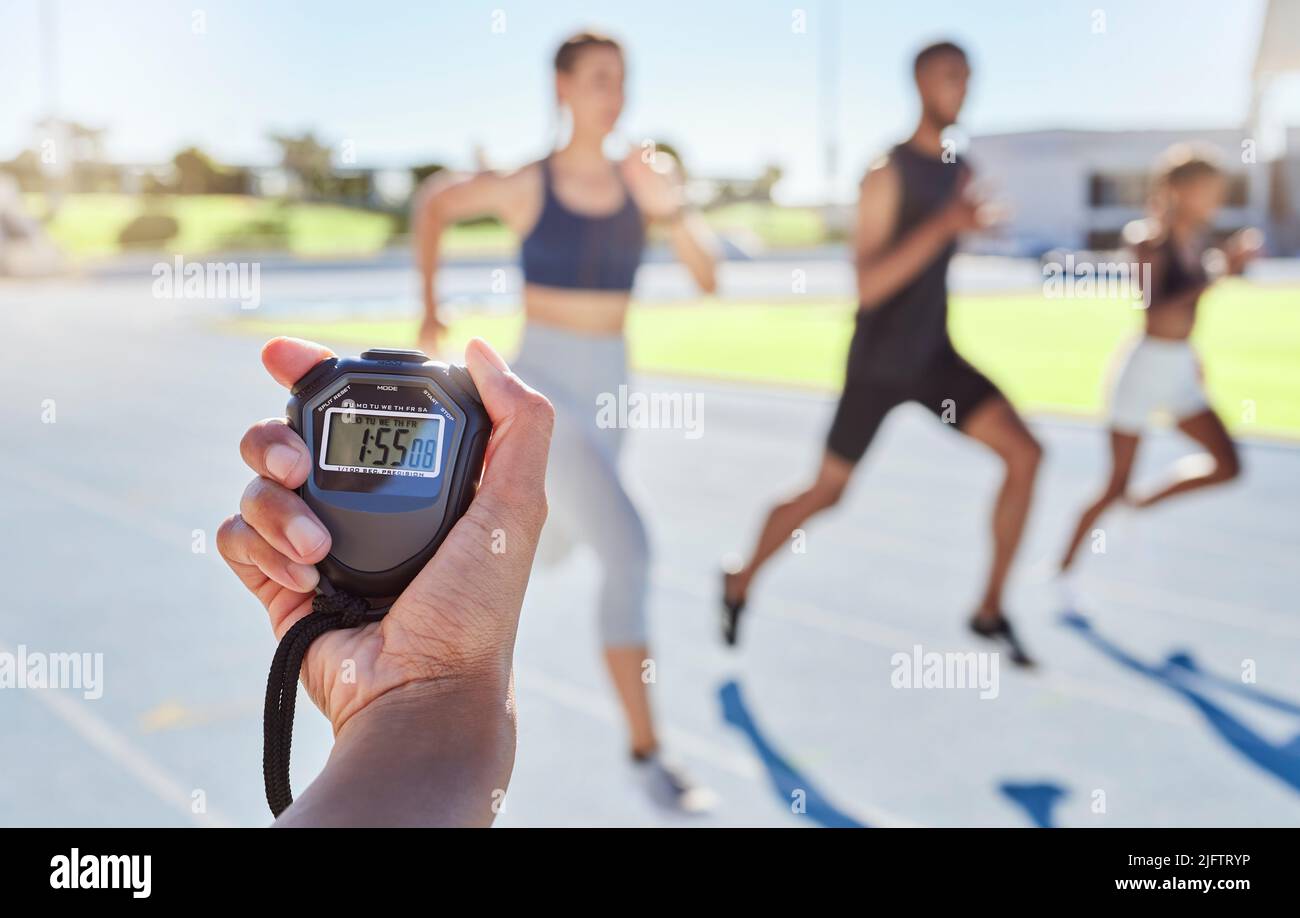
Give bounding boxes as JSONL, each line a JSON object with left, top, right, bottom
{"left": 1000, "top": 782, "right": 1069, "bottom": 828}
{"left": 719, "top": 679, "right": 867, "bottom": 828}
{"left": 1062, "top": 611, "right": 1300, "bottom": 796}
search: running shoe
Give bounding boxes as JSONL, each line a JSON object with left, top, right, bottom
{"left": 720, "top": 568, "right": 746, "bottom": 646}
{"left": 633, "top": 751, "right": 717, "bottom": 815}
{"left": 970, "top": 614, "right": 1035, "bottom": 667}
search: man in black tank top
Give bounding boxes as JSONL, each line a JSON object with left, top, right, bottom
{"left": 723, "top": 42, "right": 1043, "bottom": 664}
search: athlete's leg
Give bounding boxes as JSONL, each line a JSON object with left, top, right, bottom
{"left": 1132, "top": 408, "right": 1241, "bottom": 509}
{"left": 960, "top": 396, "right": 1043, "bottom": 620}
{"left": 725, "top": 377, "right": 893, "bottom": 608}
{"left": 544, "top": 407, "right": 657, "bottom": 754}
{"left": 725, "top": 450, "right": 854, "bottom": 604}
{"left": 1059, "top": 429, "right": 1140, "bottom": 572}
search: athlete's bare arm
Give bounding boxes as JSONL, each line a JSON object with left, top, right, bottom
{"left": 412, "top": 166, "right": 541, "bottom": 349}
{"left": 621, "top": 150, "right": 719, "bottom": 293}
{"left": 854, "top": 160, "right": 982, "bottom": 310}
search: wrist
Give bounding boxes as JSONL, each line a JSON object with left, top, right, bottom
{"left": 660, "top": 199, "right": 690, "bottom": 224}
{"left": 279, "top": 675, "right": 516, "bottom": 827}
{"left": 935, "top": 207, "right": 959, "bottom": 238}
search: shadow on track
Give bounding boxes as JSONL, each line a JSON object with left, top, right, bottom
{"left": 1062, "top": 610, "right": 1300, "bottom": 796}
{"left": 719, "top": 679, "right": 867, "bottom": 828}
{"left": 999, "top": 782, "right": 1068, "bottom": 827}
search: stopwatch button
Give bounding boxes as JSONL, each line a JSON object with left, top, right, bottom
{"left": 449, "top": 364, "right": 483, "bottom": 405}
{"left": 290, "top": 357, "right": 339, "bottom": 396}
{"left": 361, "top": 348, "right": 428, "bottom": 363}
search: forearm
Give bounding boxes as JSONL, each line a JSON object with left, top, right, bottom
{"left": 857, "top": 212, "right": 955, "bottom": 310}
{"left": 415, "top": 217, "right": 445, "bottom": 319}
{"left": 668, "top": 211, "right": 719, "bottom": 293}
{"left": 275, "top": 674, "right": 517, "bottom": 828}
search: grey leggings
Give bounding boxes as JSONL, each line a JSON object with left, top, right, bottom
{"left": 512, "top": 321, "right": 651, "bottom": 647}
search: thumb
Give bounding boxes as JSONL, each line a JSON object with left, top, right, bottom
{"left": 463, "top": 337, "right": 554, "bottom": 533}
{"left": 383, "top": 338, "right": 550, "bottom": 645}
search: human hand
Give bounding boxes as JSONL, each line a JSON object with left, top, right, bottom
{"left": 1224, "top": 227, "right": 1263, "bottom": 275}
{"left": 940, "top": 170, "right": 1003, "bottom": 236}
{"left": 621, "top": 145, "right": 686, "bottom": 221}
{"left": 218, "top": 336, "right": 553, "bottom": 740}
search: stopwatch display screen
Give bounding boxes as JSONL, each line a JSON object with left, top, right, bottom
{"left": 308, "top": 377, "right": 458, "bottom": 499}
{"left": 321, "top": 409, "right": 445, "bottom": 478}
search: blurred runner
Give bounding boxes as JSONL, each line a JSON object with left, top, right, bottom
{"left": 413, "top": 31, "right": 720, "bottom": 812}
{"left": 722, "top": 41, "right": 1041, "bottom": 665}
{"left": 1059, "top": 145, "right": 1259, "bottom": 579}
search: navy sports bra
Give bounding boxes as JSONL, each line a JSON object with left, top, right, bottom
{"left": 1150, "top": 233, "right": 1208, "bottom": 303}
{"left": 520, "top": 157, "right": 646, "bottom": 292}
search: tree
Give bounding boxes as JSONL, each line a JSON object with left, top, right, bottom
{"left": 268, "top": 131, "right": 334, "bottom": 199}
{"left": 172, "top": 147, "right": 242, "bottom": 194}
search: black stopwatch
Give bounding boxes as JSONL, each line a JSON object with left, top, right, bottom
{"left": 286, "top": 347, "right": 491, "bottom": 603}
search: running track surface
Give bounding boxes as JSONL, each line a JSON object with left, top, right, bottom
{"left": 2, "top": 273, "right": 1298, "bottom": 828}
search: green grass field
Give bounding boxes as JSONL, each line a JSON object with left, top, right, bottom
{"left": 30, "top": 193, "right": 828, "bottom": 259}
{"left": 226, "top": 281, "right": 1300, "bottom": 438}
{"left": 34, "top": 193, "right": 396, "bottom": 257}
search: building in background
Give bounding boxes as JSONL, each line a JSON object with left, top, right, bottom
{"left": 968, "top": 0, "right": 1300, "bottom": 258}
{"left": 965, "top": 127, "right": 1291, "bottom": 255}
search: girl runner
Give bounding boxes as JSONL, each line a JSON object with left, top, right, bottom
{"left": 1059, "top": 145, "right": 1260, "bottom": 575}
{"left": 413, "top": 31, "right": 720, "bottom": 811}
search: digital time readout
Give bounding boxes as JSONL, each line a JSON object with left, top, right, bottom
{"left": 319, "top": 408, "right": 445, "bottom": 478}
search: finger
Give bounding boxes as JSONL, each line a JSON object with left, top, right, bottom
{"left": 217, "top": 513, "right": 320, "bottom": 593}
{"left": 389, "top": 339, "right": 553, "bottom": 640}
{"left": 462, "top": 337, "right": 554, "bottom": 531}
{"left": 240, "top": 418, "right": 312, "bottom": 488}
{"left": 239, "top": 476, "right": 332, "bottom": 565}
{"left": 261, "top": 337, "right": 337, "bottom": 390}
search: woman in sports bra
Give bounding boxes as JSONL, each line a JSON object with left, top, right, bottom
{"left": 1059, "top": 144, "right": 1260, "bottom": 576}
{"left": 412, "top": 31, "right": 719, "bottom": 812}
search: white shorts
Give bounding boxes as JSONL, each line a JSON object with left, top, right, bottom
{"left": 1107, "top": 336, "right": 1208, "bottom": 434}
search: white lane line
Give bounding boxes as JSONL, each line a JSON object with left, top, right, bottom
{"left": 1, "top": 467, "right": 232, "bottom": 825}
{"left": 515, "top": 665, "right": 921, "bottom": 828}
{"left": 652, "top": 568, "right": 1198, "bottom": 728}
{"left": 1, "top": 641, "right": 233, "bottom": 828}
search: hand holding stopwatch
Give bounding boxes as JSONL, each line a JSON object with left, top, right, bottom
{"left": 264, "top": 348, "right": 490, "bottom": 817}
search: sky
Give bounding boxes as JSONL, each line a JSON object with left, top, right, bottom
{"left": 2, "top": 0, "right": 1295, "bottom": 202}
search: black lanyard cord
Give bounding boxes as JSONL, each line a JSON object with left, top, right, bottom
{"left": 263, "top": 587, "right": 387, "bottom": 818}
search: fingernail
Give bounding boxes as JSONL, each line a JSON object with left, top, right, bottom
{"left": 285, "top": 515, "right": 328, "bottom": 558}
{"left": 265, "top": 443, "right": 303, "bottom": 481}
{"left": 287, "top": 562, "right": 319, "bottom": 592}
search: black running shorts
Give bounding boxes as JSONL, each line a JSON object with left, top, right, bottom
{"left": 826, "top": 346, "right": 1002, "bottom": 463}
